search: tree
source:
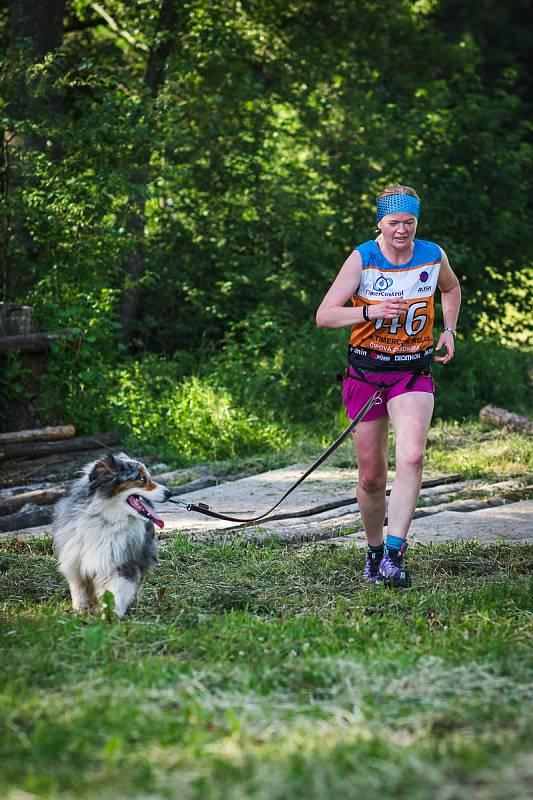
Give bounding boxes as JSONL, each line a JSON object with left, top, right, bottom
{"left": 1, "top": 0, "right": 66, "bottom": 300}
{"left": 118, "top": 0, "right": 185, "bottom": 344}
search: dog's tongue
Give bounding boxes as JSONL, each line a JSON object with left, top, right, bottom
{"left": 134, "top": 496, "right": 165, "bottom": 529}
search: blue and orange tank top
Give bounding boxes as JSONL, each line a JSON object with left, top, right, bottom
{"left": 349, "top": 238, "right": 441, "bottom": 371}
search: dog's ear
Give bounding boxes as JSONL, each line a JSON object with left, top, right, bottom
{"left": 88, "top": 453, "right": 120, "bottom": 496}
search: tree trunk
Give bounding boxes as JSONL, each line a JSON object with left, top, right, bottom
{"left": 0, "top": 447, "right": 119, "bottom": 487}
{"left": 10, "top": 0, "right": 66, "bottom": 59}
{"left": 0, "top": 503, "right": 54, "bottom": 532}
{"left": 118, "top": 0, "right": 183, "bottom": 344}
{"left": 0, "top": 486, "right": 68, "bottom": 516}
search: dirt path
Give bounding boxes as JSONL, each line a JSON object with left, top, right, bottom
{"left": 3, "top": 463, "right": 531, "bottom": 546}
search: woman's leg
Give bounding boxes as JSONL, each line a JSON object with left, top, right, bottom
{"left": 353, "top": 415, "right": 389, "bottom": 546}
{"left": 386, "top": 391, "right": 434, "bottom": 537}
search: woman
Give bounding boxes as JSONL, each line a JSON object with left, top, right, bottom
{"left": 316, "top": 184, "right": 461, "bottom": 587}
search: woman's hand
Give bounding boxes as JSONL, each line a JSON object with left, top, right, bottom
{"left": 368, "top": 299, "right": 408, "bottom": 321}
{"left": 434, "top": 330, "right": 455, "bottom": 363}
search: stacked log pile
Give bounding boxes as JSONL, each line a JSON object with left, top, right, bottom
{"left": 0, "top": 425, "right": 121, "bottom": 531}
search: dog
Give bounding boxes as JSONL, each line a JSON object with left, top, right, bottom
{"left": 53, "top": 452, "right": 171, "bottom": 618}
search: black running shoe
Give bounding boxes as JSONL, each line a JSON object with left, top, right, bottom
{"left": 363, "top": 548, "right": 384, "bottom": 583}
{"left": 378, "top": 541, "right": 412, "bottom": 587}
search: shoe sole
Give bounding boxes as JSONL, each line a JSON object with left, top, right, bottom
{"left": 377, "top": 569, "right": 412, "bottom": 587}
{"left": 379, "top": 575, "right": 412, "bottom": 588}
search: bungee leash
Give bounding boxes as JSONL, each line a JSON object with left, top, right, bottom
{"left": 167, "top": 389, "right": 383, "bottom": 525}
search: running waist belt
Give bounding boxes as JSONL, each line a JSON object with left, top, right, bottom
{"left": 348, "top": 344, "right": 434, "bottom": 372}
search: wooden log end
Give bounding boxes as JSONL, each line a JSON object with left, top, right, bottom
{"left": 479, "top": 405, "right": 533, "bottom": 434}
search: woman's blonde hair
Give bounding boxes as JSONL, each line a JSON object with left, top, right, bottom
{"left": 377, "top": 183, "right": 420, "bottom": 201}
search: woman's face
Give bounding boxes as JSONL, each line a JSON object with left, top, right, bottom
{"left": 378, "top": 212, "right": 417, "bottom": 251}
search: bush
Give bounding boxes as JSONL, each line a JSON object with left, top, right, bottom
{"left": 211, "top": 318, "right": 532, "bottom": 425}
{"left": 32, "top": 347, "right": 286, "bottom": 462}
{"left": 109, "top": 360, "right": 287, "bottom": 462}
{"left": 207, "top": 310, "right": 347, "bottom": 425}
{"left": 16, "top": 317, "right": 529, "bottom": 463}
{"left": 433, "top": 337, "right": 531, "bottom": 419}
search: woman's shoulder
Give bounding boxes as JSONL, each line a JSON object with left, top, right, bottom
{"left": 353, "top": 240, "right": 379, "bottom": 265}
{"left": 414, "top": 238, "right": 442, "bottom": 262}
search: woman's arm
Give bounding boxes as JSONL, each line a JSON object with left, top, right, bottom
{"left": 434, "top": 249, "right": 461, "bottom": 363}
{"left": 316, "top": 249, "right": 409, "bottom": 329}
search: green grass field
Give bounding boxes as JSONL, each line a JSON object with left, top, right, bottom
{"left": 1, "top": 533, "right": 532, "bottom": 800}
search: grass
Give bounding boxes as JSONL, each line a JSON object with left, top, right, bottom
{"left": 183, "top": 420, "right": 533, "bottom": 484}
{"left": 1, "top": 535, "right": 532, "bottom": 799}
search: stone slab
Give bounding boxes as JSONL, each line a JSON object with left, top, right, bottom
{"left": 162, "top": 464, "right": 361, "bottom": 532}
{"left": 327, "top": 500, "right": 533, "bottom": 548}
{"left": 160, "top": 466, "right": 462, "bottom": 534}
{"left": 407, "top": 499, "right": 533, "bottom": 545}
{"left": 1, "top": 460, "right": 529, "bottom": 548}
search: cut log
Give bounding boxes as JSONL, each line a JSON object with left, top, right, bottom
{"left": 0, "top": 486, "right": 69, "bottom": 516}
{"left": 0, "top": 503, "right": 54, "bottom": 533}
{"left": 0, "top": 480, "right": 72, "bottom": 499}
{"left": 479, "top": 405, "right": 533, "bottom": 434}
{"left": 0, "top": 328, "right": 81, "bottom": 354}
{"left": 0, "top": 448, "right": 116, "bottom": 486}
{"left": 0, "top": 425, "right": 76, "bottom": 445}
{"left": 0, "top": 432, "right": 121, "bottom": 462}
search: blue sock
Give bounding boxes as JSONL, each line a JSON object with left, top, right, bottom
{"left": 386, "top": 534, "right": 405, "bottom": 553}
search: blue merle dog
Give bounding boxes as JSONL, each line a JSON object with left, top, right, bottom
{"left": 53, "top": 452, "right": 171, "bottom": 618}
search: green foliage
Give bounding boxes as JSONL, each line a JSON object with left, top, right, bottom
{"left": 208, "top": 311, "right": 347, "bottom": 422}
{"left": 33, "top": 344, "right": 285, "bottom": 461}
{"left": 1, "top": 1, "right": 531, "bottom": 443}
{"left": 433, "top": 337, "right": 532, "bottom": 419}
{"left": 28, "top": 315, "right": 530, "bottom": 464}
{"left": 109, "top": 358, "right": 287, "bottom": 461}
{"left": 99, "top": 589, "right": 116, "bottom": 622}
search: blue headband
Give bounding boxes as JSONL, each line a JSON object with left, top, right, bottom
{"left": 376, "top": 194, "right": 420, "bottom": 223}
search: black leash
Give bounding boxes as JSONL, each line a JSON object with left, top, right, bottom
{"left": 167, "top": 389, "right": 382, "bottom": 524}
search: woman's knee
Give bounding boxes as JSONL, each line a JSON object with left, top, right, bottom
{"left": 396, "top": 448, "right": 425, "bottom": 472}
{"left": 358, "top": 470, "right": 387, "bottom": 494}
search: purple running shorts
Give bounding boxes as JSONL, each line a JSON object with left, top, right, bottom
{"left": 343, "top": 368, "right": 435, "bottom": 422}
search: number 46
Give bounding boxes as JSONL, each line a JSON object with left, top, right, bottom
{"left": 374, "top": 301, "right": 428, "bottom": 335}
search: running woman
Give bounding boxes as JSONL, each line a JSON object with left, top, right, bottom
{"left": 316, "top": 184, "right": 461, "bottom": 587}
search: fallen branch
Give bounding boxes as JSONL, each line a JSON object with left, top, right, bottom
{"left": 90, "top": 3, "right": 148, "bottom": 50}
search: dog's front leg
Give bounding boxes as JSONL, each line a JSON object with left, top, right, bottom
{"left": 67, "top": 577, "right": 92, "bottom": 612}
{"left": 95, "top": 573, "right": 141, "bottom": 618}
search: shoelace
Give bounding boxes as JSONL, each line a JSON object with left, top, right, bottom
{"left": 364, "top": 550, "right": 383, "bottom": 578}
